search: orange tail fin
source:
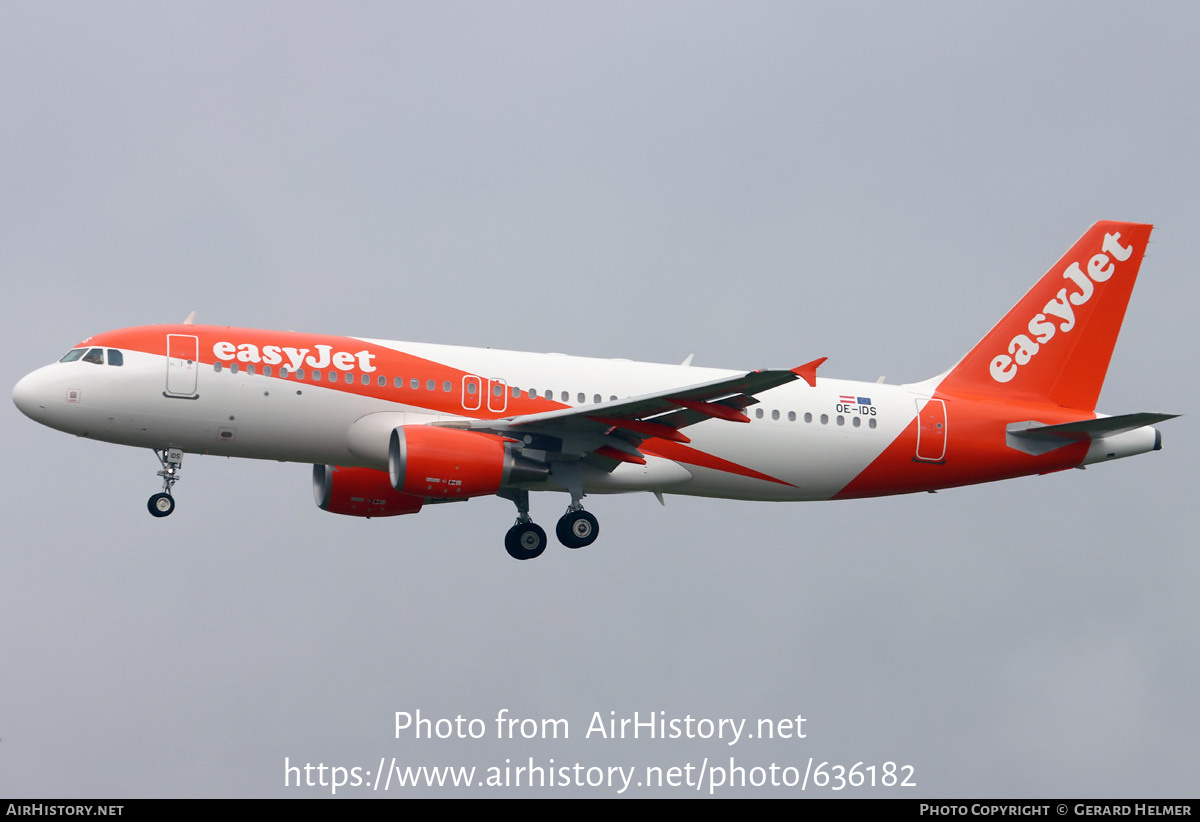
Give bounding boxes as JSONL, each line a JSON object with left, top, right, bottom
{"left": 937, "top": 221, "right": 1152, "bottom": 411}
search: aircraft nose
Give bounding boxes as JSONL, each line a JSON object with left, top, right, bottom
{"left": 13, "top": 368, "right": 51, "bottom": 421}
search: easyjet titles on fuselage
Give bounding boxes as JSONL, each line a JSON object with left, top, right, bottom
{"left": 212, "top": 341, "right": 377, "bottom": 373}
{"left": 989, "top": 230, "right": 1134, "bottom": 384}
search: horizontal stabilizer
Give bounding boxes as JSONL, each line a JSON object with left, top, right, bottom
{"left": 1006, "top": 412, "right": 1177, "bottom": 455}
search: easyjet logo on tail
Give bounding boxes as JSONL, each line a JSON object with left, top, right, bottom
{"left": 989, "top": 231, "right": 1134, "bottom": 384}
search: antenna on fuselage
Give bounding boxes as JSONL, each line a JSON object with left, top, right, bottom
{"left": 182, "top": 311, "right": 196, "bottom": 325}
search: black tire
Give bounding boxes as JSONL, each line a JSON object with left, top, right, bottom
{"left": 148, "top": 493, "right": 175, "bottom": 518}
{"left": 505, "top": 523, "right": 547, "bottom": 560}
{"left": 556, "top": 510, "right": 599, "bottom": 549}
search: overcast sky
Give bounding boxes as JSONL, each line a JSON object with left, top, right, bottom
{"left": 2, "top": 1, "right": 1196, "bottom": 798}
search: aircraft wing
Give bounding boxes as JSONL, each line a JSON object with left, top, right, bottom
{"left": 440, "top": 358, "right": 825, "bottom": 467}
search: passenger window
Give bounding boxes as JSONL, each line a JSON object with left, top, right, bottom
{"left": 852, "top": 416, "right": 861, "bottom": 428}
{"left": 214, "top": 361, "right": 223, "bottom": 372}
{"left": 295, "top": 369, "right": 304, "bottom": 380}
{"left": 820, "top": 414, "right": 829, "bottom": 425}
{"left": 771, "top": 410, "right": 780, "bottom": 420}
{"left": 246, "top": 364, "right": 255, "bottom": 376}
{"left": 344, "top": 373, "right": 353, "bottom": 384}
{"left": 755, "top": 408, "right": 764, "bottom": 419}
{"left": 230, "top": 362, "right": 239, "bottom": 374}
{"left": 363, "top": 374, "right": 371, "bottom": 386}
{"left": 394, "top": 377, "right": 403, "bottom": 388}
{"left": 594, "top": 394, "right": 601, "bottom": 404}
{"left": 106, "top": 349, "right": 124, "bottom": 366}
{"left": 788, "top": 411, "right": 796, "bottom": 422}
{"left": 577, "top": 392, "right": 585, "bottom": 403}
{"left": 263, "top": 366, "right": 272, "bottom": 377}
{"left": 329, "top": 371, "right": 338, "bottom": 382}
{"left": 443, "top": 380, "right": 451, "bottom": 392}
{"left": 378, "top": 375, "right": 386, "bottom": 387}
{"left": 560, "top": 391, "right": 568, "bottom": 402}
{"left": 869, "top": 418, "right": 877, "bottom": 429}
{"left": 529, "top": 388, "right": 538, "bottom": 398}
{"left": 804, "top": 412, "right": 812, "bottom": 423}
{"left": 467, "top": 382, "right": 477, "bottom": 395}
{"left": 411, "top": 378, "right": 419, "bottom": 390}
{"left": 59, "top": 349, "right": 86, "bottom": 363}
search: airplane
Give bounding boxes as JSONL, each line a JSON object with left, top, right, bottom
{"left": 12, "top": 221, "right": 1175, "bottom": 560}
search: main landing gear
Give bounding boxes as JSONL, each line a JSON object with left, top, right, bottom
{"left": 147, "top": 448, "right": 183, "bottom": 518}
{"left": 556, "top": 503, "right": 599, "bottom": 549}
{"left": 500, "top": 490, "right": 600, "bottom": 560}
{"left": 505, "top": 520, "right": 548, "bottom": 561}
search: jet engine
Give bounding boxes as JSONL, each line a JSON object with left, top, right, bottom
{"left": 313, "top": 464, "right": 424, "bottom": 517}
{"left": 388, "top": 425, "right": 548, "bottom": 499}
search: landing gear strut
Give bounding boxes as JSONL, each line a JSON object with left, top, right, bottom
{"left": 501, "top": 489, "right": 547, "bottom": 560}
{"left": 549, "top": 462, "right": 599, "bottom": 550}
{"left": 148, "top": 448, "right": 183, "bottom": 518}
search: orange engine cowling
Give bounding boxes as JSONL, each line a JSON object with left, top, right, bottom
{"left": 388, "top": 425, "right": 548, "bottom": 499}
{"left": 313, "top": 464, "right": 424, "bottom": 517}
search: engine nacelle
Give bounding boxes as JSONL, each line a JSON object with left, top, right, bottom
{"left": 388, "top": 425, "right": 549, "bottom": 499}
{"left": 313, "top": 464, "right": 424, "bottom": 517}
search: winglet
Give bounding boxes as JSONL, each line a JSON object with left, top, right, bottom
{"left": 791, "top": 357, "right": 827, "bottom": 388}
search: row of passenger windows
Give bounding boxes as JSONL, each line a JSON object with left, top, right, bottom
{"left": 211, "top": 360, "right": 620, "bottom": 402}
{"left": 753, "top": 406, "right": 878, "bottom": 428}
{"left": 60, "top": 348, "right": 123, "bottom": 366}
{"left": 209, "top": 360, "right": 878, "bottom": 430}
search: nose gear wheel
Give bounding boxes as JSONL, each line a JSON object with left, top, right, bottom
{"left": 148, "top": 448, "right": 183, "bottom": 518}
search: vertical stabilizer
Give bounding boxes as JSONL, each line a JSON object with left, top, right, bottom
{"left": 937, "top": 221, "right": 1152, "bottom": 411}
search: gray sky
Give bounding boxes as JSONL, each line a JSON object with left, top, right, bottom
{"left": 2, "top": 1, "right": 1196, "bottom": 797}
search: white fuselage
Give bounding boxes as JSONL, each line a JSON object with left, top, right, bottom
{"left": 14, "top": 337, "right": 920, "bottom": 502}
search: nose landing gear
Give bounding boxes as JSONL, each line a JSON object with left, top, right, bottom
{"left": 148, "top": 492, "right": 175, "bottom": 517}
{"left": 148, "top": 448, "right": 183, "bottom": 518}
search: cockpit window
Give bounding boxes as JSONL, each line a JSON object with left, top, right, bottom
{"left": 107, "top": 349, "right": 124, "bottom": 366}
{"left": 59, "top": 348, "right": 86, "bottom": 363}
{"left": 82, "top": 348, "right": 104, "bottom": 365}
